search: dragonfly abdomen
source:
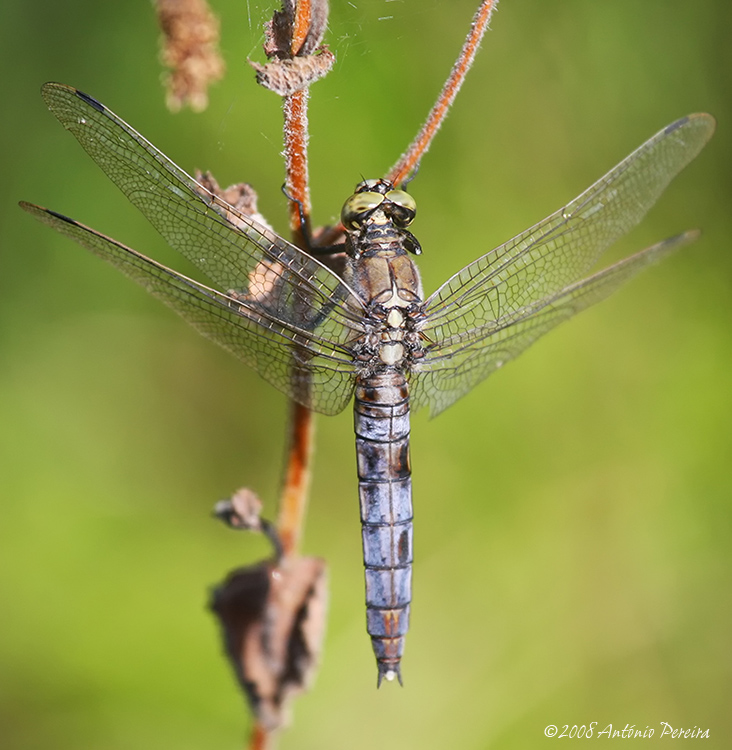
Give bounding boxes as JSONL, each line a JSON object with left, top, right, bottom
{"left": 354, "top": 371, "right": 413, "bottom": 686}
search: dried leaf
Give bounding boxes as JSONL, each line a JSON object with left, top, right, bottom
{"left": 211, "top": 557, "right": 328, "bottom": 731}
{"left": 250, "top": 48, "right": 334, "bottom": 97}
{"left": 194, "top": 171, "right": 275, "bottom": 232}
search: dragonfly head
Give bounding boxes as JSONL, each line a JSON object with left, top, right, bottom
{"left": 341, "top": 179, "right": 417, "bottom": 235}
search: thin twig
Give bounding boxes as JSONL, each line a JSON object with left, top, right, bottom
{"left": 277, "top": 398, "right": 315, "bottom": 557}
{"left": 275, "top": 0, "right": 319, "bottom": 560}
{"left": 283, "top": 91, "right": 312, "bottom": 242}
{"left": 250, "top": 723, "right": 271, "bottom": 750}
{"left": 386, "top": 0, "right": 497, "bottom": 186}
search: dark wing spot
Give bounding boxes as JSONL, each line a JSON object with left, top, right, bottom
{"left": 46, "top": 208, "right": 76, "bottom": 224}
{"left": 75, "top": 89, "right": 105, "bottom": 113}
{"left": 664, "top": 116, "right": 689, "bottom": 135}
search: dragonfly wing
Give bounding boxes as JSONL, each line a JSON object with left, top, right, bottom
{"left": 411, "top": 114, "right": 714, "bottom": 415}
{"left": 39, "top": 82, "right": 365, "bottom": 342}
{"left": 21, "top": 203, "right": 358, "bottom": 416}
{"left": 410, "top": 231, "right": 699, "bottom": 415}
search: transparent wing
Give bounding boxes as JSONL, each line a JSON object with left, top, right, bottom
{"left": 40, "top": 82, "right": 366, "bottom": 341}
{"left": 21, "top": 203, "right": 358, "bottom": 416}
{"left": 411, "top": 114, "right": 715, "bottom": 415}
{"left": 410, "top": 231, "right": 699, "bottom": 415}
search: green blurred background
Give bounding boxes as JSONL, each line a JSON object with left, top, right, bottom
{"left": 1, "top": 0, "right": 731, "bottom": 748}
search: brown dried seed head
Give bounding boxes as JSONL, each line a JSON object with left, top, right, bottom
{"left": 156, "top": 0, "right": 226, "bottom": 112}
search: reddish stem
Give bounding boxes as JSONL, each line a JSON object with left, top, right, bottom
{"left": 277, "top": 399, "right": 315, "bottom": 557}
{"left": 276, "top": 1, "right": 316, "bottom": 560}
{"left": 247, "top": 8, "right": 319, "bottom": 749}
{"left": 250, "top": 722, "right": 273, "bottom": 750}
{"left": 291, "top": 0, "right": 312, "bottom": 54}
{"left": 284, "top": 90, "right": 312, "bottom": 239}
{"left": 386, "top": 0, "right": 497, "bottom": 186}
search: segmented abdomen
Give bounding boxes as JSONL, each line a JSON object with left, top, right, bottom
{"left": 354, "top": 371, "right": 413, "bottom": 685}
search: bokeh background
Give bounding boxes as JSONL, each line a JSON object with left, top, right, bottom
{"left": 1, "top": 1, "right": 730, "bottom": 748}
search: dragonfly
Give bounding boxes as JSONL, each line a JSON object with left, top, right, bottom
{"left": 21, "top": 83, "right": 714, "bottom": 685}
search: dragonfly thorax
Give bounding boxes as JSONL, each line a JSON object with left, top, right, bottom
{"left": 344, "top": 246, "right": 425, "bottom": 373}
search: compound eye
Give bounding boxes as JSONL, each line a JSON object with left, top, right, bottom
{"left": 340, "top": 191, "right": 385, "bottom": 229}
{"left": 385, "top": 189, "right": 417, "bottom": 227}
